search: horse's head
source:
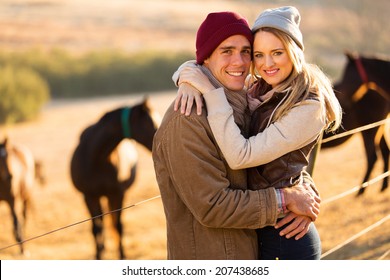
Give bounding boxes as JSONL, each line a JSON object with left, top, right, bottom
{"left": 359, "top": 53, "right": 390, "bottom": 94}
{"left": 337, "top": 51, "right": 363, "bottom": 97}
{"left": 127, "top": 98, "right": 161, "bottom": 152}
{"left": 339, "top": 51, "right": 390, "bottom": 97}
{"left": 0, "top": 138, "right": 12, "bottom": 183}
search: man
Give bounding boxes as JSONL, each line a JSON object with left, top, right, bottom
{"left": 152, "top": 11, "right": 320, "bottom": 260}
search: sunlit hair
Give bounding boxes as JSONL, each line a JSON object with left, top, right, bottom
{"left": 250, "top": 27, "right": 342, "bottom": 132}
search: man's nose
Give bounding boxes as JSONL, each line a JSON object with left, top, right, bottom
{"left": 232, "top": 53, "right": 246, "bottom": 65}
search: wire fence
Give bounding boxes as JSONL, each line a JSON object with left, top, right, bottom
{"left": 321, "top": 118, "right": 390, "bottom": 144}
{"left": 0, "top": 195, "right": 161, "bottom": 252}
{"left": 320, "top": 213, "right": 390, "bottom": 259}
{"left": 318, "top": 117, "right": 389, "bottom": 259}
{"left": 0, "top": 117, "right": 389, "bottom": 259}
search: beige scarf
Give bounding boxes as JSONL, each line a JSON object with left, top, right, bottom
{"left": 200, "top": 66, "right": 250, "bottom": 133}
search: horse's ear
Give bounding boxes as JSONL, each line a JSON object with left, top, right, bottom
{"left": 142, "top": 95, "right": 150, "bottom": 109}
{"left": 344, "top": 50, "right": 357, "bottom": 61}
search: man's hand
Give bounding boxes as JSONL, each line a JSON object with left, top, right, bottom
{"left": 282, "top": 183, "right": 321, "bottom": 221}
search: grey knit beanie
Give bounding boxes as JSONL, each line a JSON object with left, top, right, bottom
{"left": 252, "top": 6, "right": 304, "bottom": 50}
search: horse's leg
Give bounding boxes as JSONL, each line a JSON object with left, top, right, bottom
{"left": 6, "top": 198, "right": 24, "bottom": 254}
{"left": 84, "top": 195, "right": 104, "bottom": 260}
{"left": 379, "top": 135, "right": 389, "bottom": 192}
{"left": 107, "top": 192, "right": 125, "bottom": 259}
{"left": 21, "top": 194, "right": 29, "bottom": 227}
{"left": 357, "top": 130, "right": 378, "bottom": 196}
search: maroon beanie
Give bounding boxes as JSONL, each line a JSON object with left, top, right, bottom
{"left": 196, "top": 12, "right": 253, "bottom": 64}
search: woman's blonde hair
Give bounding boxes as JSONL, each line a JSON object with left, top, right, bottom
{"left": 251, "top": 27, "right": 342, "bottom": 132}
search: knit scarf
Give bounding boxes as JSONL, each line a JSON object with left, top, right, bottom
{"left": 200, "top": 65, "right": 249, "bottom": 132}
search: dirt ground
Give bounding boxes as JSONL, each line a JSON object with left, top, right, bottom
{"left": 0, "top": 91, "right": 389, "bottom": 260}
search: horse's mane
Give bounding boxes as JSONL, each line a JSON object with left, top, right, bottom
{"left": 99, "top": 108, "right": 122, "bottom": 123}
{"left": 345, "top": 50, "right": 390, "bottom": 63}
{"left": 79, "top": 108, "right": 123, "bottom": 142}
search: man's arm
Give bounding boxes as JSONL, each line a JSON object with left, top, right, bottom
{"left": 274, "top": 182, "right": 320, "bottom": 240}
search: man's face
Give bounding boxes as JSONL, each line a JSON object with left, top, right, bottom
{"left": 203, "top": 35, "right": 252, "bottom": 91}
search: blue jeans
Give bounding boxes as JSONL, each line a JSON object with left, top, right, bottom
{"left": 257, "top": 221, "right": 321, "bottom": 260}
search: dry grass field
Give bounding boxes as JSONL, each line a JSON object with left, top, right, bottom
{"left": 0, "top": 92, "right": 389, "bottom": 260}
{"left": 0, "top": 0, "right": 389, "bottom": 260}
{"left": 0, "top": 93, "right": 172, "bottom": 260}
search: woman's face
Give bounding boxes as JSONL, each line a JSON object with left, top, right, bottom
{"left": 252, "top": 30, "right": 293, "bottom": 88}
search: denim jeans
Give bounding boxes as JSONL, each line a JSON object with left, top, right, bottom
{"left": 257, "top": 221, "right": 321, "bottom": 260}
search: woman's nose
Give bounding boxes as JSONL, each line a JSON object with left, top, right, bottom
{"left": 265, "top": 55, "right": 274, "bottom": 67}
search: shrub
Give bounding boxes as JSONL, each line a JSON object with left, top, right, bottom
{"left": 0, "top": 65, "right": 50, "bottom": 124}
{"left": 0, "top": 49, "right": 194, "bottom": 98}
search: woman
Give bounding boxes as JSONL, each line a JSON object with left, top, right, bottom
{"left": 173, "top": 6, "right": 342, "bottom": 260}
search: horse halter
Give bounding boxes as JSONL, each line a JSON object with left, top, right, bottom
{"left": 121, "top": 107, "right": 132, "bottom": 138}
{"left": 352, "top": 56, "right": 389, "bottom": 102}
{"left": 354, "top": 56, "right": 368, "bottom": 84}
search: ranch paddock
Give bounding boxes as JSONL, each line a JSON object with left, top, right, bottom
{"left": 0, "top": 92, "right": 389, "bottom": 260}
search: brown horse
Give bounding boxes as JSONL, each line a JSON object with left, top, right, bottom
{"left": 321, "top": 52, "right": 390, "bottom": 196}
{"left": 0, "top": 138, "right": 37, "bottom": 255}
{"left": 70, "top": 98, "right": 160, "bottom": 259}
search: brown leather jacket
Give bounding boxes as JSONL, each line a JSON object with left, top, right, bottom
{"left": 248, "top": 90, "right": 320, "bottom": 190}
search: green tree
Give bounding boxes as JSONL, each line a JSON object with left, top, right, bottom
{"left": 0, "top": 65, "right": 50, "bottom": 124}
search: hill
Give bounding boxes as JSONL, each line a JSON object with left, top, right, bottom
{"left": 0, "top": 0, "right": 389, "bottom": 80}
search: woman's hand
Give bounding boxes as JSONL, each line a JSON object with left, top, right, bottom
{"left": 173, "top": 67, "right": 216, "bottom": 116}
{"left": 179, "top": 67, "right": 216, "bottom": 94}
{"left": 174, "top": 83, "right": 203, "bottom": 116}
{"left": 275, "top": 212, "right": 312, "bottom": 240}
